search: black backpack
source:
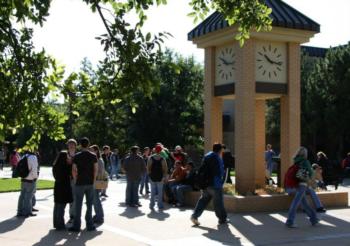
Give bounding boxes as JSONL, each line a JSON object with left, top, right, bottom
{"left": 194, "top": 157, "right": 212, "bottom": 189}
{"left": 14, "top": 155, "right": 30, "bottom": 178}
{"left": 149, "top": 157, "right": 163, "bottom": 182}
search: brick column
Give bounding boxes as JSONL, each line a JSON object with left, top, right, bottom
{"left": 280, "top": 43, "right": 301, "bottom": 185}
{"left": 255, "top": 99, "right": 266, "bottom": 188}
{"left": 235, "top": 39, "right": 256, "bottom": 194}
{"left": 204, "top": 47, "right": 223, "bottom": 153}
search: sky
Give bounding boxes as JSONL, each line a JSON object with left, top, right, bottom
{"left": 32, "top": 0, "right": 350, "bottom": 73}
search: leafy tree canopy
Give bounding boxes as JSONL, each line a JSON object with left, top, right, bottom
{"left": 1, "top": 0, "right": 272, "bottom": 149}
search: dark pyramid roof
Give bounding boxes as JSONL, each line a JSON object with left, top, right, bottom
{"left": 301, "top": 46, "right": 327, "bottom": 58}
{"left": 188, "top": 0, "right": 320, "bottom": 40}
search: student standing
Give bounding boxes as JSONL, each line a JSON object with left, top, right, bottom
{"left": 122, "top": 146, "right": 146, "bottom": 207}
{"left": 147, "top": 145, "right": 168, "bottom": 210}
{"left": 17, "top": 151, "right": 38, "bottom": 218}
{"left": 52, "top": 139, "right": 77, "bottom": 230}
{"left": 139, "top": 147, "right": 151, "bottom": 195}
{"left": 69, "top": 138, "right": 98, "bottom": 232}
{"left": 90, "top": 145, "right": 105, "bottom": 224}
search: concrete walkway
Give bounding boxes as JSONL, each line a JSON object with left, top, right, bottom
{"left": 0, "top": 167, "right": 350, "bottom": 246}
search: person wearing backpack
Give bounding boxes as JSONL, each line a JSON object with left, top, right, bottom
{"left": 191, "top": 143, "right": 228, "bottom": 226}
{"left": 16, "top": 151, "right": 39, "bottom": 218}
{"left": 285, "top": 147, "right": 319, "bottom": 228}
{"left": 147, "top": 144, "right": 168, "bottom": 210}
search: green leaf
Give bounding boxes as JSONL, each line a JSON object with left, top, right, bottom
{"left": 72, "top": 111, "right": 80, "bottom": 117}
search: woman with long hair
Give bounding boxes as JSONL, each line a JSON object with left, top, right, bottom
{"left": 285, "top": 147, "right": 319, "bottom": 228}
{"left": 90, "top": 145, "right": 105, "bottom": 224}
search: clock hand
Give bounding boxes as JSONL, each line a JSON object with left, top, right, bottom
{"left": 264, "top": 54, "right": 282, "bottom": 66}
{"left": 274, "top": 61, "right": 283, "bottom": 66}
{"left": 219, "top": 57, "right": 228, "bottom": 65}
{"left": 264, "top": 54, "right": 274, "bottom": 64}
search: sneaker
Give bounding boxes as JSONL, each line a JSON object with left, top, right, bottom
{"left": 24, "top": 213, "right": 37, "bottom": 218}
{"left": 32, "top": 208, "right": 39, "bottom": 212}
{"left": 316, "top": 207, "right": 326, "bottom": 213}
{"left": 219, "top": 218, "right": 230, "bottom": 225}
{"left": 68, "top": 227, "right": 81, "bottom": 232}
{"left": 87, "top": 226, "right": 96, "bottom": 231}
{"left": 311, "top": 219, "right": 320, "bottom": 226}
{"left": 191, "top": 217, "right": 200, "bottom": 226}
{"left": 285, "top": 223, "right": 298, "bottom": 228}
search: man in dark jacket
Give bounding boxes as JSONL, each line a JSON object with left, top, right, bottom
{"left": 191, "top": 143, "right": 228, "bottom": 226}
{"left": 122, "top": 146, "right": 146, "bottom": 207}
{"left": 52, "top": 139, "right": 76, "bottom": 230}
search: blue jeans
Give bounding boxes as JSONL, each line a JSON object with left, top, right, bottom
{"left": 266, "top": 161, "right": 274, "bottom": 176}
{"left": 93, "top": 189, "right": 104, "bottom": 222}
{"left": 73, "top": 185, "right": 94, "bottom": 230}
{"left": 53, "top": 203, "right": 67, "bottom": 229}
{"left": 286, "top": 187, "right": 323, "bottom": 209}
{"left": 139, "top": 173, "right": 149, "bottom": 194}
{"left": 286, "top": 185, "right": 318, "bottom": 225}
{"left": 125, "top": 178, "right": 141, "bottom": 205}
{"left": 17, "top": 181, "right": 35, "bottom": 216}
{"left": 176, "top": 184, "right": 192, "bottom": 205}
{"left": 192, "top": 187, "right": 227, "bottom": 221}
{"left": 150, "top": 181, "right": 164, "bottom": 209}
{"left": 110, "top": 163, "right": 119, "bottom": 179}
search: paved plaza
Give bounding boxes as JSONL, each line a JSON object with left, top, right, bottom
{"left": 0, "top": 167, "right": 350, "bottom": 246}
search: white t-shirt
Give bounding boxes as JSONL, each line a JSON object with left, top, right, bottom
{"left": 25, "top": 154, "right": 39, "bottom": 180}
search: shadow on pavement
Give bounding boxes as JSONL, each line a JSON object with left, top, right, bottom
{"left": 0, "top": 216, "right": 25, "bottom": 234}
{"left": 197, "top": 223, "right": 242, "bottom": 246}
{"left": 147, "top": 210, "right": 170, "bottom": 221}
{"left": 36, "top": 193, "right": 54, "bottom": 202}
{"left": 119, "top": 207, "right": 145, "bottom": 219}
{"left": 227, "top": 211, "right": 350, "bottom": 246}
{"left": 32, "top": 229, "right": 102, "bottom": 246}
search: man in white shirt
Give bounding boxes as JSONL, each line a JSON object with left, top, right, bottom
{"left": 17, "top": 152, "right": 39, "bottom": 217}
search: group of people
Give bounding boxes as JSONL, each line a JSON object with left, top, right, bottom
{"left": 52, "top": 138, "right": 106, "bottom": 231}
{"left": 10, "top": 137, "right": 349, "bottom": 231}
{"left": 50, "top": 138, "right": 200, "bottom": 231}
{"left": 122, "top": 144, "right": 195, "bottom": 209}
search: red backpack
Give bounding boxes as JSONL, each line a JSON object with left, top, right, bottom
{"left": 284, "top": 164, "right": 300, "bottom": 188}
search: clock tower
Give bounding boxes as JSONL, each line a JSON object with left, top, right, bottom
{"left": 188, "top": 0, "right": 320, "bottom": 194}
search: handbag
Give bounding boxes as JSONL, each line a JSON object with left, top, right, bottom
{"left": 95, "top": 171, "right": 109, "bottom": 190}
{"left": 95, "top": 180, "right": 108, "bottom": 190}
{"left": 296, "top": 167, "right": 309, "bottom": 182}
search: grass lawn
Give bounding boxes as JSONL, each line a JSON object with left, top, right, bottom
{"left": 0, "top": 178, "right": 54, "bottom": 193}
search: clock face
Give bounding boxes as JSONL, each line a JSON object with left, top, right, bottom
{"left": 216, "top": 45, "right": 236, "bottom": 85}
{"left": 255, "top": 41, "right": 287, "bottom": 83}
